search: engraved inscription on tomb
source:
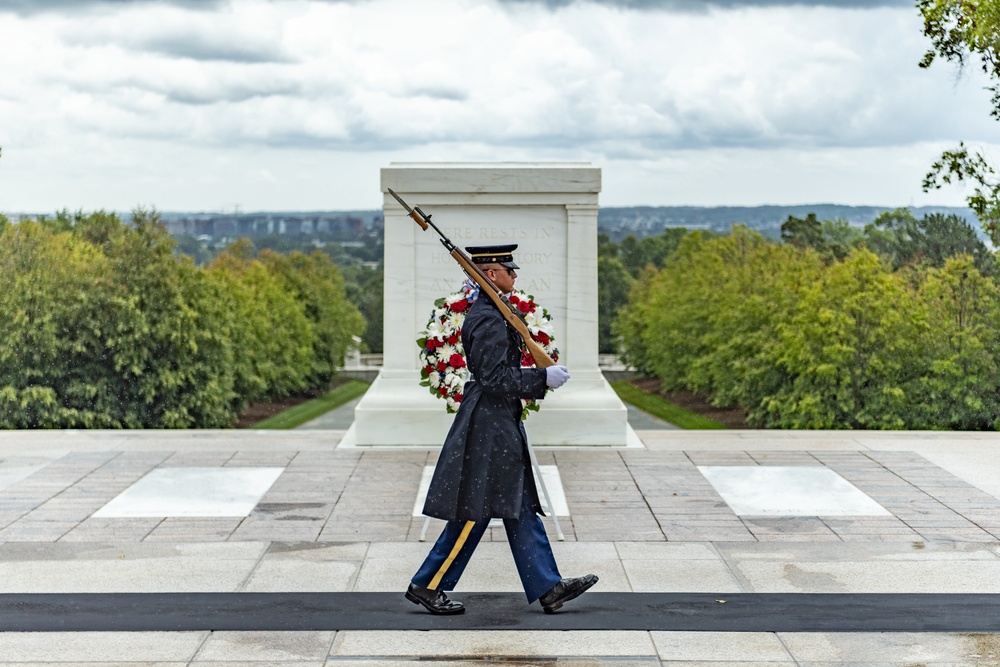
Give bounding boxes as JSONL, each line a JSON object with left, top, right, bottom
{"left": 430, "top": 226, "right": 556, "bottom": 265}
{"left": 415, "top": 208, "right": 568, "bottom": 337}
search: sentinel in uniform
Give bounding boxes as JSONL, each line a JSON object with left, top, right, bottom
{"left": 405, "top": 244, "right": 598, "bottom": 615}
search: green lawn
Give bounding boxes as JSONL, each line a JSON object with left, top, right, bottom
{"left": 251, "top": 379, "right": 371, "bottom": 430}
{"left": 610, "top": 380, "right": 727, "bottom": 430}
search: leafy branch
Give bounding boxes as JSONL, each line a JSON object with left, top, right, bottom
{"left": 923, "top": 142, "right": 1000, "bottom": 242}
{"left": 918, "top": 0, "right": 1000, "bottom": 240}
{"left": 918, "top": 0, "right": 1000, "bottom": 120}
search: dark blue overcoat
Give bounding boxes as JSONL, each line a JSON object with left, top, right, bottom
{"left": 422, "top": 295, "right": 549, "bottom": 522}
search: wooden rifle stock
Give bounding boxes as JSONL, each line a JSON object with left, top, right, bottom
{"left": 388, "top": 188, "right": 556, "bottom": 369}
{"left": 447, "top": 247, "right": 556, "bottom": 369}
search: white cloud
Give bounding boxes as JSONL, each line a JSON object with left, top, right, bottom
{"left": 0, "top": 0, "right": 997, "bottom": 211}
{"left": 61, "top": 2, "right": 292, "bottom": 62}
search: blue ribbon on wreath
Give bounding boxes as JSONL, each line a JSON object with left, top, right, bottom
{"left": 462, "top": 277, "right": 480, "bottom": 304}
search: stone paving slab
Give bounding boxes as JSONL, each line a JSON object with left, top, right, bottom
{"left": 651, "top": 631, "right": 793, "bottom": 662}
{"left": 194, "top": 631, "right": 336, "bottom": 662}
{"left": 0, "top": 542, "right": 268, "bottom": 593}
{"left": 330, "top": 630, "right": 658, "bottom": 657}
{"left": 0, "top": 632, "right": 208, "bottom": 662}
{"left": 777, "top": 631, "right": 1000, "bottom": 664}
{"left": 3, "top": 538, "right": 1000, "bottom": 597}
{"left": 0, "top": 663, "right": 191, "bottom": 667}
{"left": 734, "top": 560, "right": 1000, "bottom": 594}
{"left": 0, "top": 429, "right": 999, "bottom": 665}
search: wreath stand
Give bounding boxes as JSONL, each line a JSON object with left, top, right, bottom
{"left": 418, "top": 433, "right": 566, "bottom": 542}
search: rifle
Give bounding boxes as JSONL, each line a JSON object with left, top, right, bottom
{"left": 388, "top": 187, "right": 556, "bottom": 369}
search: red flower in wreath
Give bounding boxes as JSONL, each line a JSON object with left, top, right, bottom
{"left": 417, "top": 280, "right": 559, "bottom": 418}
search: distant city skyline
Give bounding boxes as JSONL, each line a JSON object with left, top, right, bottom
{"left": 1, "top": 0, "right": 998, "bottom": 213}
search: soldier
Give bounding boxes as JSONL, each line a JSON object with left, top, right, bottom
{"left": 405, "top": 243, "right": 598, "bottom": 615}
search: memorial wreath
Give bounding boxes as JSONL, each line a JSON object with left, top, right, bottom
{"left": 417, "top": 278, "right": 560, "bottom": 420}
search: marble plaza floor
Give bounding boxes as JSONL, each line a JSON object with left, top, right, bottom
{"left": 1, "top": 412, "right": 1000, "bottom": 664}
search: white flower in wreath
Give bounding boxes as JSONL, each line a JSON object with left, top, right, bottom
{"left": 426, "top": 318, "right": 446, "bottom": 339}
{"left": 525, "top": 310, "right": 553, "bottom": 336}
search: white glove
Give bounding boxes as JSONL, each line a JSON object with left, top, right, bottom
{"left": 545, "top": 365, "right": 570, "bottom": 389}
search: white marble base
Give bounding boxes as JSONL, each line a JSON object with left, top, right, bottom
{"left": 412, "top": 465, "right": 569, "bottom": 517}
{"left": 353, "top": 370, "right": 629, "bottom": 446}
{"left": 698, "top": 466, "right": 891, "bottom": 517}
{"left": 93, "top": 467, "right": 284, "bottom": 518}
{"left": 336, "top": 420, "right": 645, "bottom": 449}
{"left": 366, "top": 162, "right": 620, "bottom": 447}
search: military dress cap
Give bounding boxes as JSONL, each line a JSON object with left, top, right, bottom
{"left": 465, "top": 244, "right": 519, "bottom": 269}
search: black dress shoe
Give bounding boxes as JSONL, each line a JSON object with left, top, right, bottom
{"left": 405, "top": 583, "right": 465, "bottom": 615}
{"left": 539, "top": 574, "right": 599, "bottom": 614}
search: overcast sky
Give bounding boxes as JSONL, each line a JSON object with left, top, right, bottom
{"left": 1, "top": 0, "right": 998, "bottom": 213}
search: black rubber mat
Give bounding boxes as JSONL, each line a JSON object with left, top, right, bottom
{"left": 2, "top": 592, "right": 1000, "bottom": 632}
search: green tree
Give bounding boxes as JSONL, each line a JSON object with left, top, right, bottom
{"left": 0, "top": 207, "right": 368, "bottom": 428}
{"left": 819, "top": 219, "right": 866, "bottom": 261}
{"left": 615, "top": 215, "right": 1000, "bottom": 430}
{"left": 0, "top": 221, "right": 118, "bottom": 427}
{"left": 628, "top": 232, "right": 714, "bottom": 386}
{"left": 919, "top": 0, "right": 1000, "bottom": 240}
{"left": 0, "top": 212, "right": 246, "bottom": 428}
{"left": 207, "top": 240, "right": 315, "bottom": 402}
{"left": 616, "top": 228, "right": 756, "bottom": 388}
{"left": 257, "top": 249, "right": 364, "bottom": 387}
{"left": 74, "top": 209, "right": 239, "bottom": 427}
{"left": 597, "top": 233, "right": 620, "bottom": 260}
{"left": 615, "top": 265, "right": 663, "bottom": 376}
{"left": 341, "top": 264, "right": 384, "bottom": 353}
{"left": 597, "top": 255, "right": 633, "bottom": 354}
{"left": 763, "top": 249, "right": 927, "bottom": 429}
{"left": 173, "top": 234, "right": 214, "bottom": 265}
{"left": 862, "top": 208, "right": 918, "bottom": 268}
{"left": 863, "top": 208, "right": 994, "bottom": 275}
{"left": 617, "top": 226, "right": 823, "bottom": 419}
{"left": 618, "top": 228, "right": 688, "bottom": 277}
{"left": 910, "top": 255, "right": 1000, "bottom": 429}
{"left": 686, "top": 232, "right": 824, "bottom": 419}
{"left": 781, "top": 213, "right": 823, "bottom": 250}
{"left": 782, "top": 213, "right": 864, "bottom": 262}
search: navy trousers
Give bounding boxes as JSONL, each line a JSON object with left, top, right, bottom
{"left": 411, "top": 481, "right": 562, "bottom": 603}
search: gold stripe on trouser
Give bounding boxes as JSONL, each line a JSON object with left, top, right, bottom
{"left": 428, "top": 521, "right": 476, "bottom": 590}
